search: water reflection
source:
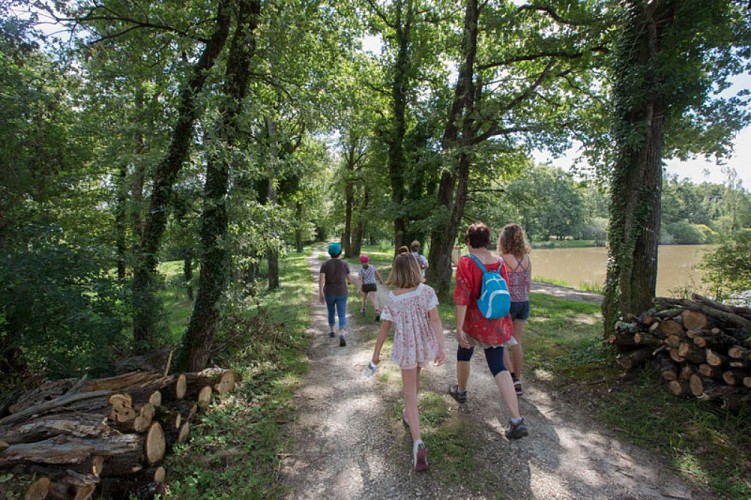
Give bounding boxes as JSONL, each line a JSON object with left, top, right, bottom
{"left": 531, "top": 245, "right": 716, "bottom": 297}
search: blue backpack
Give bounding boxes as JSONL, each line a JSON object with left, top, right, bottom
{"left": 467, "top": 254, "right": 511, "bottom": 319}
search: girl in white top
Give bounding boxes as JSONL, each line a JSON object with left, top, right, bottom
{"left": 371, "top": 253, "right": 446, "bottom": 472}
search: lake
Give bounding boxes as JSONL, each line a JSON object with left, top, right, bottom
{"left": 531, "top": 245, "right": 716, "bottom": 297}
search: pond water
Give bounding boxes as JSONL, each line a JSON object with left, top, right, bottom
{"left": 531, "top": 245, "right": 716, "bottom": 297}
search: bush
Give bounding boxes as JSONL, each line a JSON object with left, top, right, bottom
{"left": 699, "top": 229, "right": 751, "bottom": 303}
{"left": 0, "top": 233, "right": 129, "bottom": 377}
{"left": 665, "top": 221, "right": 706, "bottom": 244}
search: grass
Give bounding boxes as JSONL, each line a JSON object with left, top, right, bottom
{"left": 155, "top": 244, "right": 749, "bottom": 499}
{"left": 159, "top": 250, "right": 312, "bottom": 498}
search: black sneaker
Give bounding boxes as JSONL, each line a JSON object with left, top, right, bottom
{"left": 511, "top": 375, "right": 523, "bottom": 396}
{"left": 329, "top": 331, "right": 335, "bottom": 338}
{"left": 505, "top": 418, "right": 528, "bottom": 439}
{"left": 339, "top": 335, "right": 346, "bottom": 347}
{"left": 374, "top": 313, "right": 380, "bottom": 322}
{"left": 448, "top": 384, "right": 467, "bottom": 404}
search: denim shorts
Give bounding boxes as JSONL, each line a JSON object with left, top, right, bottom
{"left": 509, "top": 301, "right": 530, "bottom": 321}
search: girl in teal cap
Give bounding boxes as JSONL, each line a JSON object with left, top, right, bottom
{"left": 319, "top": 242, "right": 352, "bottom": 346}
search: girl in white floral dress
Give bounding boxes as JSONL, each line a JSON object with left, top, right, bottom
{"left": 371, "top": 253, "right": 445, "bottom": 472}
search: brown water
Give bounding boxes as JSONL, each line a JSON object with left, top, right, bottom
{"left": 531, "top": 245, "right": 716, "bottom": 297}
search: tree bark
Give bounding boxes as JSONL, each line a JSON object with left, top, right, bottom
{"left": 131, "top": 0, "right": 232, "bottom": 349}
{"left": 427, "top": 0, "right": 478, "bottom": 301}
{"left": 178, "top": 0, "right": 261, "bottom": 372}
{"left": 603, "top": 0, "right": 678, "bottom": 334}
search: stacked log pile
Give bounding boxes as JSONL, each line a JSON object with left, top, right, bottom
{"left": 609, "top": 293, "right": 751, "bottom": 412}
{"left": 0, "top": 368, "right": 235, "bottom": 499}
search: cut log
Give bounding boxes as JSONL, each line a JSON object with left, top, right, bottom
{"left": 47, "top": 470, "right": 98, "bottom": 500}
{"left": 0, "top": 434, "right": 142, "bottom": 468}
{"left": 722, "top": 370, "right": 747, "bottom": 386}
{"left": 669, "top": 347, "right": 685, "bottom": 364}
{"left": 0, "top": 390, "right": 113, "bottom": 427}
{"left": 668, "top": 380, "right": 690, "bottom": 397}
{"left": 148, "top": 391, "right": 162, "bottom": 407}
{"left": 144, "top": 422, "right": 166, "bottom": 465}
{"left": 689, "top": 374, "right": 719, "bottom": 398}
{"left": 24, "top": 476, "right": 50, "bottom": 500}
{"left": 655, "top": 354, "right": 678, "bottom": 381}
{"left": 85, "top": 372, "right": 165, "bottom": 392}
{"left": 681, "top": 309, "right": 708, "bottom": 331}
{"left": 744, "top": 376, "right": 751, "bottom": 388}
{"left": 657, "top": 319, "right": 684, "bottom": 338}
{"left": 617, "top": 347, "right": 653, "bottom": 371}
{"left": 706, "top": 349, "right": 728, "bottom": 367}
{"left": 634, "top": 332, "right": 660, "bottom": 347}
{"left": 0, "top": 412, "right": 111, "bottom": 445}
{"left": 697, "top": 363, "right": 723, "bottom": 378}
{"left": 197, "top": 386, "right": 212, "bottom": 404}
{"left": 679, "top": 364, "right": 696, "bottom": 381}
{"left": 182, "top": 368, "right": 235, "bottom": 398}
{"left": 677, "top": 342, "right": 706, "bottom": 365}
{"left": 9, "top": 379, "right": 78, "bottom": 414}
{"left": 154, "top": 466, "right": 166, "bottom": 483}
{"left": 728, "top": 345, "right": 749, "bottom": 360}
{"left": 175, "top": 374, "right": 187, "bottom": 400}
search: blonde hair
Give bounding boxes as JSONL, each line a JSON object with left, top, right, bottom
{"left": 387, "top": 253, "right": 423, "bottom": 288}
{"left": 498, "top": 223, "right": 531, "bottom": 258}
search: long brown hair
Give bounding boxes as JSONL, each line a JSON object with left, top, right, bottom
{"left": 498, "top": 223, "right": 531, "bottom": 258}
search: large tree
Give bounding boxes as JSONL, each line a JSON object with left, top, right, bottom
{"left": 602, "top": 0, "right": 751, "bottom": 332}
{"left": 426, "top": 0, "right": 609, "bottom": 299}
{"left": 177, "top": 0, "right": 260, "bottom": 371}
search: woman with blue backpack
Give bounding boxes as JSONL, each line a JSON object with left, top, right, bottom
{"left": 448, "top": 222, "right": 528, "bottom": 440}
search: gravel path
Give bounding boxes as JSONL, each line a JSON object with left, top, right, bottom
{"left": 279, "top": 250, "right": 713, "bottom": 499}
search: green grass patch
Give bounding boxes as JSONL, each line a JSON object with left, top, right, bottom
{"left": 162, "top": 251, "right": 312, "bottom": 498}
{"left": 526, "top": 291, "right": 751, "bottom": 498}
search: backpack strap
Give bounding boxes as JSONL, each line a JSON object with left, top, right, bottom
{"left": 467, "top": 254, "right": 500, "bottom": 275}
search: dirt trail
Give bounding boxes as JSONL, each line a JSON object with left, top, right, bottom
{"left": 279, "top": 250, "right": 712, "bottom": 499}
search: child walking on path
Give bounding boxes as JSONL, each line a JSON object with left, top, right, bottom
{"left": 357, "top": 255, "right": 384, "bottom": 322}
{"left": 319, "top": 242, "right": 352, "bottom": 347}
{"left": 371, "top": 253, "right": 446, "bottom": 472}
{"left": 499, "top": 223, "right": 532, "bottom": 396}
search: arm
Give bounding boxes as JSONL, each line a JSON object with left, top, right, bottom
{"left": 318, "top": 273, "right": 325, "bottom": 304}
{"left": 375, "top": 269, "right": 384, "bottom": 284}
{"left": 455, "top": 304, "right": 470, "bottom": 349}
{"left": 372, "top": 320, "right": 392, "bottom": 365}
{"left": 428, "top": 307, "right": 446, "bottom": 365}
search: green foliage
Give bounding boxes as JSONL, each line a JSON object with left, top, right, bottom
{"left": 664, "top": 221, "right": 707, "bottom": 244}
{"left": 165, "top": 252, "right": 310, "bottom": 498}
{"left": 0, "top": 229, "right": 128, "bottom": 377}
{"left": 699, "top": 229, "right": 751, "bottom": 303}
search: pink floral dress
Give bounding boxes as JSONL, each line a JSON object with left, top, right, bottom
{"left": 380, "top": 283, "right": 440, "bottom": 369}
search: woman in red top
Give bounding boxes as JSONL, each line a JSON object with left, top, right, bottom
{"left": 449, "top": 223, "right": 528, "bottom": 439}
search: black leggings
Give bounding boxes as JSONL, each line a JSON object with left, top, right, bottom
{"left": 457, "top": 345, "right": 507, "bottom": 377}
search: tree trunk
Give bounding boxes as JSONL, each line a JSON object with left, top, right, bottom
{"left": 266, "top": 116, "right": 281, "bottom": 290}
{"left": 388, "top": 0, "right": 414, "bottom": 251}
{"left": 132, "top": 1, "right": 231, "bottom": 349}
{"left": 427, "top": 0, "right": 478, "bottom": 302}
{"left": 178, "top": 0, "right": 260, "bottom": 372}
{"left": 602, "top": 0, "right": 677, "bottom": 335}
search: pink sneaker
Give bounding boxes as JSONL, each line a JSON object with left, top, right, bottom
{"left": 413, "top": 440, "right": 428, "bottom": 472}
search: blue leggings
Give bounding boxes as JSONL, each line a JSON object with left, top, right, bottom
{"left": 457, "top": 345, "right": 507, "bottom": 377}
{"left": 324, "top": 294, "right": 348, "bottom": 330}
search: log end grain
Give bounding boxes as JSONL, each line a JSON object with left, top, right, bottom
{"left": 145, "top": 423, "right": 166, "bottom": 465}
{"left": 214, "top": 371, "right": 235, "bottom": 395}
{"left": 197, "top": 386, "right": 212, "bottom": 403}
{"left": 24, "top": 477, "right": 50, "bottom": 500}
{"left": 154, "top": 466, "right": 166, "bottom": 483}
{"left": 175, "top": 374, "right": 187, "bottom": 401}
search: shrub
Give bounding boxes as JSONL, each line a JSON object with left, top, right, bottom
{"left": 699, "top": 229, "right": 751, "bottom": 303}
{"left": 665, "top": 221, "right": 706, "bottom": 244}
{"left": 0, "top": 233, "right": 129, "bottom": 377}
